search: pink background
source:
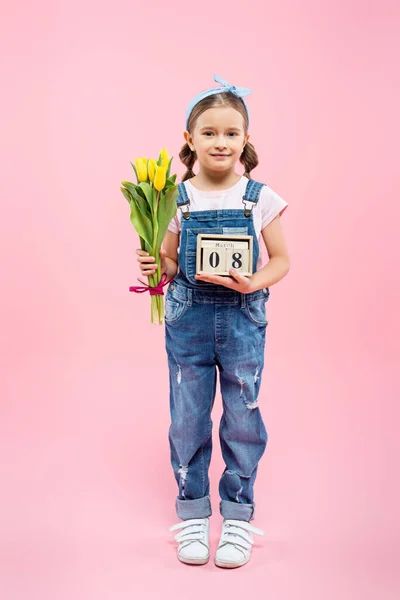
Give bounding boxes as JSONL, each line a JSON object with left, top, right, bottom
{"left": 1, "top": 1, "right": 399, "bottom": 598}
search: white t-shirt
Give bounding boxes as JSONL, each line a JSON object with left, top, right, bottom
{"left": 167, "top": 176, "right": 288, "bottom": 270}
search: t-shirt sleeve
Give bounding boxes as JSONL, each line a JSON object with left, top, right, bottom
{"left": 260, "top": 185, "right": 288, "bottom": 230}
{"left": 167, "top": 214, "right": 180, "bottom": 234}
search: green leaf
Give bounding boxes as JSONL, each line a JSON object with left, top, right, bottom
{"left": 130, "top": 162, "right": 139, "bottom": 184}
{"left": 139, "top": 235, "right": 146, "bottom": 251}
{"left": 154, "top": 184, "right": 178, "bottom": 252}
{"left": 134, "top": 184, "right": 147, "bottom": 201}
{"left": 122, "top": 182, "right": 152, "bottom": 220}
{"left": 163, "top": 175, "right": 177, "bottom": 192}
{"left": 138, "top": 181, "right": 156, "bottom": 214}
{"left": 129, "top": 200, "right": 153, "bottom": 247}
{"left": 166, "top": 157, "right": 173, "bottom": 180}
{"left": 120, "top": 186, "right": 132, "bottom": 203}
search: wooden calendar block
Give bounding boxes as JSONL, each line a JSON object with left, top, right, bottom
{"left": 225, "top": 248, "right": 250, "bottom": 275}
{"left": 196, "top": 234, "right": 253, "bottom": 276}
{"left": 202, "top": 247, "right": 226, "bottom": 274}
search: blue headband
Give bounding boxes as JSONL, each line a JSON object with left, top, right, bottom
{"left": 185, "top": 74, "right": 252, "bottom": 129}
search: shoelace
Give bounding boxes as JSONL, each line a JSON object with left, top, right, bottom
{"left": 169, "top": 518, "right": 208, "bottom": 551}
{"left": 218, "top": 519, "right": 264, "bottom": 555}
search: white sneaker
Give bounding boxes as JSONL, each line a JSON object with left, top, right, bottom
{"left": 215, "top": 518, "right": 264, "bottom": 568}
{"left": 169, "top": 517, "right": 210, "bottom": 565}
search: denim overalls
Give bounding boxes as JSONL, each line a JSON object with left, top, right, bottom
{"left": 164, "top": 178, "right": 270, "bottom": 522}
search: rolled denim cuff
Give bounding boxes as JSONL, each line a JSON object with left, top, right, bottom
{"left": 176, "top": 495, "right": 212, "bottom": 520}
{"left": 219, "top": 499, "right": 255, "bottom": 521}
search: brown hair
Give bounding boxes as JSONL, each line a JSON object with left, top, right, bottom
{"left": 179, "top": 92, "right": 259, "bottom": 182}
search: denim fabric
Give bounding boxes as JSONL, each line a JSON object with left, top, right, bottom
{"left": 165, "top": 179, "right": 269, "bottom": 522}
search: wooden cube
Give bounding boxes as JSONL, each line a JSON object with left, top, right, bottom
{"left": 196, "top": 234, "right": 253, "bottom": 276}
{"left": 225, "top": 248, "right": 250, "bottom": 274}
{"left": 202, "top": 246, "right": 226, "bottom": 274}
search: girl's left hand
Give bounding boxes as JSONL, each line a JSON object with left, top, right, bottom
{"left": 194, "top": 268, "right": 254, "bottom": 294}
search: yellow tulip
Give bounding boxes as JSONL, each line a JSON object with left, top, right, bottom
{"left": 135, "top": 157, "right": 148, "bottom": 182}
{"left": 148, "top": 159, "right": 157, "bottom": 183}
{"left": 154, "top": 165, "right": 167, "bottom": 191}
{"left": 160, "top": 148, "right": 170, "bottom": 169}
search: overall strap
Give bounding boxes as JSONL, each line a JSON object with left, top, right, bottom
{"left": 177, "top": 182, "right": 191, "bottom": 220}
{"left": 242, "top": 180, "right": 266, "bottom": 217}
{"left": 176, "top": 178, "right": 267, "bottom": 220}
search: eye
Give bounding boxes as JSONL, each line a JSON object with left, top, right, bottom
{"left": 203, "top": 132, "right": 238, "bottom": 136}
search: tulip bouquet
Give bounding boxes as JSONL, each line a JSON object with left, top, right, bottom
{"left": 120, "top": 149, "right": 178, "bottom": 325}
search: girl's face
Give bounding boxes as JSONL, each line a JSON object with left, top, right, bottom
{"left": 184, "top": 106, "right": 249, "bottom": 173}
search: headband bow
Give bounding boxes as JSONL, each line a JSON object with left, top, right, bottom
{"left": 185, "top": 74, "right": 252, "bottom": 129}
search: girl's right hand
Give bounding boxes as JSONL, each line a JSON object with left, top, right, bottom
{"left": 136, "top": 249, "right": 158, "bottom": 278}
{"left": 136, "top": 248, "right": 168, "bottom": 278}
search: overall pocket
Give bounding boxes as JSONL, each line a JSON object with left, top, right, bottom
{"left": 244, "top": 294, "right": 269, "bottom": 326}
{"left": 164, "top": 289, "right": 188, "bottom": 324}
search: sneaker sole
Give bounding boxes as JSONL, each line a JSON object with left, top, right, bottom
{"left": 178, "top": 553, "right": 210, "bottom": 565}
{"left": 214, "top": 556, "right": 250, "bottom": 568}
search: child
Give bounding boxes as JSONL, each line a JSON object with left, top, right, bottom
{"left": 136, "top": 74, "right": 289, "bottom": 568}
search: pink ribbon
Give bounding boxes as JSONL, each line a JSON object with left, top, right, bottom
{"left": 129, "top": 272, "right": 173, "bottom": 296}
